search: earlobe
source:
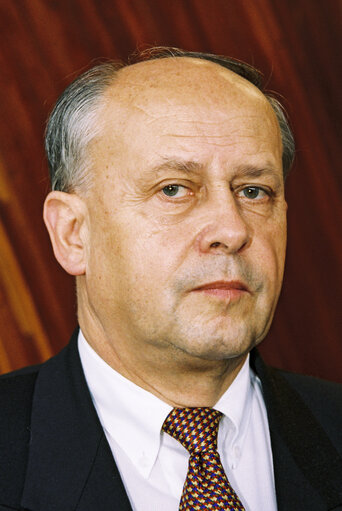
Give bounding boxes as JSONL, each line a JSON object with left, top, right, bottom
{"left": 43, "top": 191, "right": 88, "bottom": 276}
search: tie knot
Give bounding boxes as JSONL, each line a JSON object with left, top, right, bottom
{"left": 162, "top": 407, "right": 223, "bottom": 454}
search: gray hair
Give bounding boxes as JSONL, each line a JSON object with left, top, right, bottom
{"left": 45, "top": 62, "right": 123, "bottom": 192}
{"left": 45, "top": 48, "right": 295, "bottom": 192}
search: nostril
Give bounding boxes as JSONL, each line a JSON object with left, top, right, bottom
{"left": 210, "top": 242, "right": 221, "bottom": 248}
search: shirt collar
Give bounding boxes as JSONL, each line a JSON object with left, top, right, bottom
{"left": 215, "top": 351, "right": 253, "bottom": 439}
{"left": 78, "top": 330, "right": 253, "bottom": 478}
{"left": 214, "top": 353, "right": 254, "bottom": 467}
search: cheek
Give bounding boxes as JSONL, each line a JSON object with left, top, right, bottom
{"left": 247, "top": 202, "right": 286, "bottom": 268}
{"left": 258, "top": 220, "right": 287, "bottom": 286}
{"left": 128, "top": 232, "right": 186, "bottom": 287}
{"left": 124, "top": 206, "right": 194, "bottom": 265}
{"left": 86, "top": 207, "right": 125, "bottom": 283}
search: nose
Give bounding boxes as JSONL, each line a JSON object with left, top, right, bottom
{"left": 197, "top": 190, "right": 251, "bottom": 255}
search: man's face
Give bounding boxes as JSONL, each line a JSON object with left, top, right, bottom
{"left": 82, "top": 58, "right": 287, "bottom": 363}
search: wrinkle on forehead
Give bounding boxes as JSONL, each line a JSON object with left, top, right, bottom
{"left": 98, "top": 88, "right": 278, "bottom": 145}
{"left": 103, "top": 56, "right": 268, "bottom": 114}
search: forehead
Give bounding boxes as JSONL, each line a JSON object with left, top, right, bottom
{"left": 102, "top": 57, "right": 272, "bottom": 122}
{"left": 93, "top": 58, "right": 281, "bottom": 169}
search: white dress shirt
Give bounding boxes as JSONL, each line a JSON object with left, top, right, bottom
{"left": 78, "top": 330, "right": 277, "bottom": 511}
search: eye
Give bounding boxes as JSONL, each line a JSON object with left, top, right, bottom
{"left": 238, "top": 186, "right": 268, "bottom": 200}
{"left": 162, "top": 184, "right": 188, "bottom": 198}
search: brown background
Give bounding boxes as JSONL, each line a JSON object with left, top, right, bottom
{"left": 0, "top": 0, "right": 341, "bottom": 381}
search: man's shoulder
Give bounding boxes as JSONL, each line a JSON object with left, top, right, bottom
{"left": 0, "top": 363, "right": 43, "bottom": 444}
{"left": 269, "top": 366, "right": 342, "bottom": 445}
{"left": 0, "top": 332, "right": 79, "bottom": 508}
{"left": 253, "top": 350, "right": 342, "bottom": 406}
{"left": 0, "top": 339, "right": 73, "bottom": 425}
{"left": 252, "top": 350, "right": 342, "bottom": 448}
{"left": 0, "top": 329, "right": 78, "bottom": 409}
{"left": 0, "top": 363, "right": 41, "bottom": 415}
{"left": 276, "top": 368, "right": 342, "bottom": 410}
{"left": 0, "top": 364, "right": 43, "bottom": 507}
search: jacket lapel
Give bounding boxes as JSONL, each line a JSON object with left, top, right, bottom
{"left": 21, "top": 330, "right": 132, "bottom": 511}
{"left": 251, "top": 350, "right": 342, "bottom": 511}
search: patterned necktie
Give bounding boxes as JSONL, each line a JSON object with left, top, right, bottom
{"left": 162, "top": 407, "right": 245, "bottom": 510}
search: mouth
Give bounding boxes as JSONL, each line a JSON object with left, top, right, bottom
{"left": 191, "top": 280, "right": 250, "bottom": 301}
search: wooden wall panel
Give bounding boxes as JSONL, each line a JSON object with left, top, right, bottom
{"left": 0, "top": 0, "right": 340, "bottom": 381}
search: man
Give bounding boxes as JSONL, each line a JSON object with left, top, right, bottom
{"left": 0, "top": 48, "right": 341, "bottom": 511}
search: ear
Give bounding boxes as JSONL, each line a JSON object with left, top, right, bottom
{"left": 43, "top": 191, "right": 88, "bottom": 276}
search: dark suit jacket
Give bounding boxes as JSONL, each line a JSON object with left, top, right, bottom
{"left": 0, "top": 329, "right": 342, "bottom": 511}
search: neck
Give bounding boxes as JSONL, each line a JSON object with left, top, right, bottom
{"left": 138, "top": 353, "right": 248, "bottom": 408}
{"left": 79, "top": 319, "right": 247, "bottom": 408}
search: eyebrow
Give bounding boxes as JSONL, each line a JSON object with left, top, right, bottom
{"left": 149, "top": 159, "right": 283, "bottom": 185}
{"left": 150, "top": 159, "right": 203, "bottom": 175}
{"left": 234, "top": 165, "right": 283, "bottom": 185}
{"left": 235, "top": 165, "right": 279, "bottom": 177}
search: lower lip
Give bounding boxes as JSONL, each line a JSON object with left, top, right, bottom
{"left": 193, "top": 288, "right": 248, "bottom": 300}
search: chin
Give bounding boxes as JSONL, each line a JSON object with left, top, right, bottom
{"left": 175, "top": 330, "right": 256, "bottom": 362}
